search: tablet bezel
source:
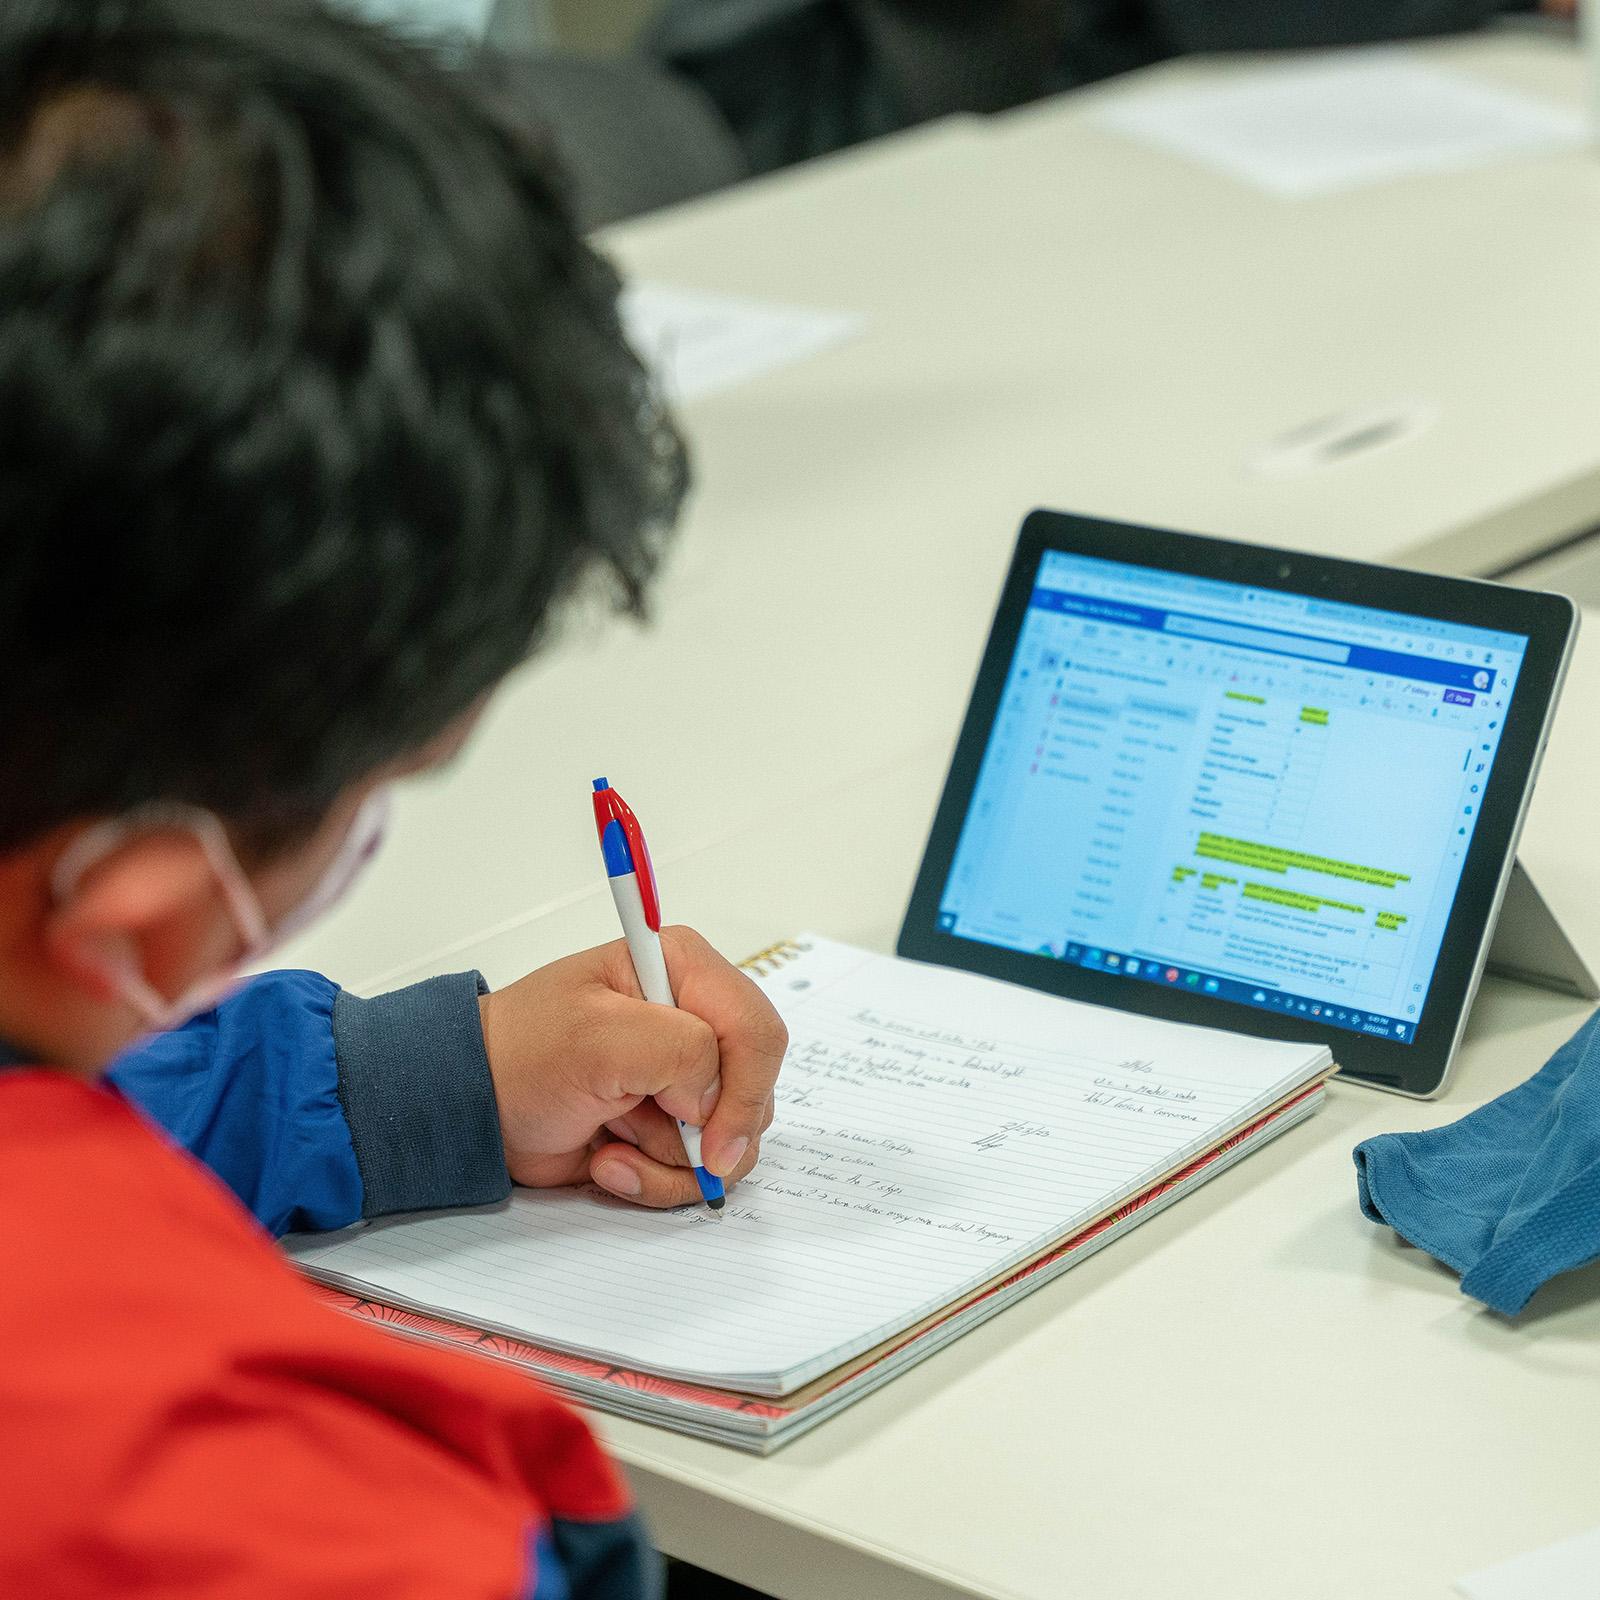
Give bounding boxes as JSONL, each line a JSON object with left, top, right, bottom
{"left": 897, "top": 510, "right": 1578, "bottom": 1098}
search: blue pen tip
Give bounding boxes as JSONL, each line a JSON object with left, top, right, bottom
{"left": 592, "top": 777, "right": 608, "bottom": 791}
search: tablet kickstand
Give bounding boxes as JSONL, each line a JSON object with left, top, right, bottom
{"left": 1486, "top": 859, "right": 1599, "bottom": 1001}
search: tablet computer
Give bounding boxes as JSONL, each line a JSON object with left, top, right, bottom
{"left": 899, "top": 511, "right": 1579, "bottom": 1098}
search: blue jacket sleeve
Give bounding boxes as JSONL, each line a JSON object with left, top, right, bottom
{"left": 111, "top": 969, "right": 511, "bottom": 1238}
{"left": 109, "top": 971, "right": 361, "bottom": 1236}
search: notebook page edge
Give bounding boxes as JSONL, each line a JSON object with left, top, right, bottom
{"left": 295, "top": 938, "right": 1333, "bottom": 1394}
{"left": 303, "top": 1088, "right": 1326, "bottom": 1452}
{"left": 295, "top": 1074, "right": 1331, "bottom": 1397}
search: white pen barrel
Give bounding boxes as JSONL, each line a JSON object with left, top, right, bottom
{"left": 608, "top": 870, "right": 710, "bottom": 1170}
{"left": 677, "top": 1121, "right": 707, "bottom": 1168}
{"left": 607, "top": 871, "right": 675, "bottom": 1004}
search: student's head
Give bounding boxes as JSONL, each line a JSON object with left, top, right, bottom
{"left": 0, "top": 0, "right": 687, "bottom": 1067}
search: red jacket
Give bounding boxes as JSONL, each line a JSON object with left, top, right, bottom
{"left": 0, "top": 1069, "right": 643, "bottom": 1599}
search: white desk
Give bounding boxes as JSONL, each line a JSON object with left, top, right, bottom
{"left": 281, "top": 31, "right": 1600, "bottom": 999}
{"left": 319, "top": 611, "right": 1600, "bottom": 1600}
{"left": 274, "top": 33, "right": 1600, "bottom": 1599}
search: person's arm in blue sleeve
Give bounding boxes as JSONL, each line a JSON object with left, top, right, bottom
{"left": 109, "top": 969, "right": 511, "bottom": 1238}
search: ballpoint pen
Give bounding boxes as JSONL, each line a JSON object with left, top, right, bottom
{"left": 591, "top": 778, "right": 725, "bottom": 1213}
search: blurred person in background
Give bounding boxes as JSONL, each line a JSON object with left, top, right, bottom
{"left": 642, "top": 0, "right": 1578, "bottom": 176}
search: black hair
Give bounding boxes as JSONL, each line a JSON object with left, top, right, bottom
{"left": 0, "top": 0, "right": 686, "bottom": 855}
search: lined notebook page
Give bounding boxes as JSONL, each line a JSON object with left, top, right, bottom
{"left": 293, "top": 937, "right": 1328, "bottom": 1394}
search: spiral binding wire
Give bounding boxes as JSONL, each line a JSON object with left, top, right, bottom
{"left": 738, "top": 938, "right": 809, "bottom": 976}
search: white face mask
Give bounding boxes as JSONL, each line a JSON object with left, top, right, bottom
{"left": 50, "top": 788, "right": 391, "bottom": 1033}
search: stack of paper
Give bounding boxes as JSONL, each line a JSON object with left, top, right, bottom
{"left": 289, "top": 937, "right": 1331, "bottom": 1451}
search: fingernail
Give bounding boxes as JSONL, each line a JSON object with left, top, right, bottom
{"left": 594, "top": 1160, "right": 641, "bottom": 1197}
{"left": 605, "top": 1120, "right": 640, "bottom": 1146}
{"left": 699, "top": 1075, "right": 722, "bottom": 1119}
{"left": 711, "top": 1135, "right": 747, "bottom": 1178}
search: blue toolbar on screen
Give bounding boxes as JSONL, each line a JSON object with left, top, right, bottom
{"left": 938, "top": 553, "right": 1530, "bottom": 1043}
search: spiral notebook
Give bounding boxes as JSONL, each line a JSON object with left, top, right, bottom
{"left": 288, "top": 936, "right": 1333, "bottom": 1450}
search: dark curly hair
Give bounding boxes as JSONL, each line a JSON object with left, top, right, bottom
{"left": 0, "top": 0, "right": 687, "bottom": 854}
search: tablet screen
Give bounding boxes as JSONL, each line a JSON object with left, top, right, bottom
{"left": 936, "top": 550, "right": 1530, "bottom": 1045}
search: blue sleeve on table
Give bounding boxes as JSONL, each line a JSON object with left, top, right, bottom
{"left": 1354, "top": 1008, "right": 1600, "bottom": 1316}
{"left": 110, "top": 971, "right": 363, "bottom": 1237}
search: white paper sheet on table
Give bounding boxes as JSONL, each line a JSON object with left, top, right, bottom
{"left": 1092, "top": 50, "right": 1586, "bottom": 198}
{"left": 620, "top": 283, "right": 867, "bottom": 404}
{"left": 1457, "top": 1527, "right": 1600, "bottom": 1600}
{"left": 333, "top": 0, "right": 497, "bottom": 35}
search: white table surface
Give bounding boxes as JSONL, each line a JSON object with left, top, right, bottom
{"left": 300, "top": 596, "right": 1600, "bottom": 1600}
{"left": 279, "top": 30, "right": 1600, "bottom": 999}
{"left": 325, "top": 608, "right": 1600, "bottom": 1600}
{"left": 272, "top": 33, "right": 1600, "bottom": 1598}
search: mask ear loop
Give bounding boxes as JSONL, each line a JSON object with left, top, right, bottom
{"left": 269, "top": 785, "right": 391, "bottom": 946}
{"left": 51, "top": 802, "right": 271, "bottom": 955}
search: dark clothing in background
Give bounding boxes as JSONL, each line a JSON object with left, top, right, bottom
{"left": 646, "top": 1, "right": 897, "bottom": 178}
{"left": 486, "top": 51, "right": 746, "bottom": 230}
{"left": 643, "top": 0, "right": 1534, "bottom": 176}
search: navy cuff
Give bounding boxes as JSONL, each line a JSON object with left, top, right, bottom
{"left": 550, "top": 1513, "right": 662, "bottom": 1600}
{"left": 331, "top": 972, "right": 511, "bottom": 1219}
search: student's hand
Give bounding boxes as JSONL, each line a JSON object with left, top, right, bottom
{"left": 477, "top": 927, "right": 787, "bottom": 1207}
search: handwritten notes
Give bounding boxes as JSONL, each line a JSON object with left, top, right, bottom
{"left": 293, "top": 937, "right": 1327, "bottom": 1394}
{"left": 619, "top": 282, "right": 866, "bottom": 405}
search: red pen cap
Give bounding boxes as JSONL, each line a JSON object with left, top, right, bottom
{"left": 591, "top": 783, "right": 661, "bottom": 932}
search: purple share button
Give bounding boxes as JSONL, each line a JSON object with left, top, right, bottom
{"left": 1443, "top": 689, "right": 1475, "bottom": 706}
